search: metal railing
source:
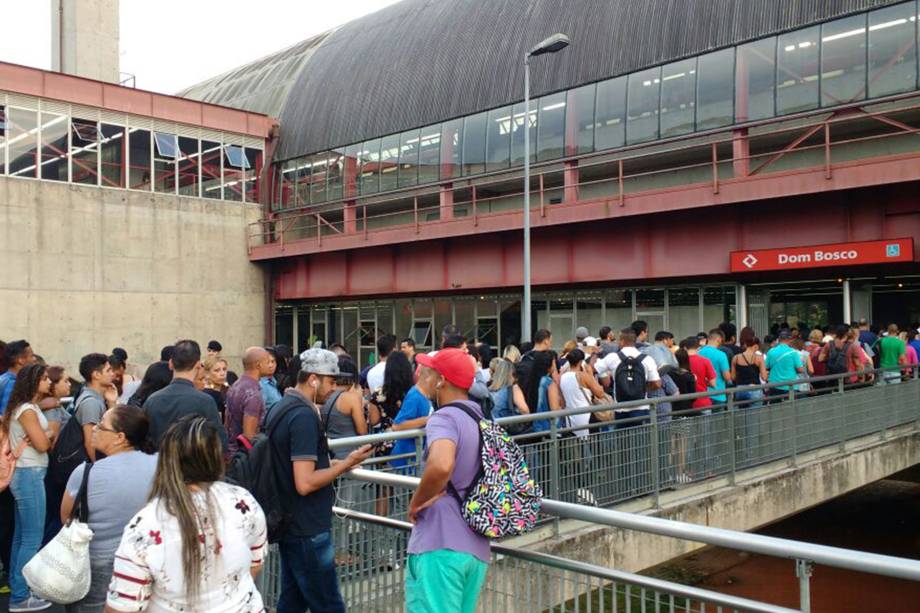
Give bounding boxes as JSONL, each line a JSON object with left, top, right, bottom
{"left": 253, "top": 366, "right": 920, "bottom": 611}
{"left": 330, "top": 366, "right": 920, "bottom": 512}
{"left": 250, "top": 91, "right": 920, "bottom": 251}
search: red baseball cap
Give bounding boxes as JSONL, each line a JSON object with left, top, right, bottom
{"left": 415, "top": 348, "right": 474, "bottom": 390}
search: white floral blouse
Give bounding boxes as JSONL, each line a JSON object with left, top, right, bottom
{"left": 106, "top": 481, "right": 268, "bottom": 612}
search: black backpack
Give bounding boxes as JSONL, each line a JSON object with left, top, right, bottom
{"left": 614, "top": 351, "right": 647, "bottom": 402}
{"left": 47, "top": 395, "right": 93, "bottom": 494}
{"left": 826, "top": 342, "right": 851, "bottom": 375}
{"left": 225, "top": 400, "right": 299, "bottom": 543}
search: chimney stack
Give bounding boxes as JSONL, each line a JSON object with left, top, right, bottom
{"left": 51, "top": 0, "right": 120, "bottom": 84}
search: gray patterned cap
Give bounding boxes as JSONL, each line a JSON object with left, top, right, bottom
{"left": 299, "top": 348, "right": 340, "bottom": 377}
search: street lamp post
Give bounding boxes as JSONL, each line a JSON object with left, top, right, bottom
{"left": 522, "top": 33, "right": 570, "bottom": 344}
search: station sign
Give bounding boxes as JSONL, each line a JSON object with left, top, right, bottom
{"left": 730, "top": 238, "right": 914, "bottom": 273}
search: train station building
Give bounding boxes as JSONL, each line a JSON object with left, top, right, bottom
{"left": 5, "top": 0, "right": 920, "bottom": 365}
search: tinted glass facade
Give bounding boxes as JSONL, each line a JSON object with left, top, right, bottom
{"left": 273, "top": 1, "right": 920, "bottom": 212}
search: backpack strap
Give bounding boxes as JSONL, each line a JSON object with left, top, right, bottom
{"left": 439, "top": 402, "right": 485, "bottom": 507}
{"left": 264, "top": 398, "right": 302, "bottom": 437}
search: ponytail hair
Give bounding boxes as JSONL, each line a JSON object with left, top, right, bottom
{"left": 149, "top": 416, "right": 224, "bottom": 605}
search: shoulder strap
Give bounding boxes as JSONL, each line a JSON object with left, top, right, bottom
{"left": 71, "top": 462, "right": 93, "bottom": 524}
{"left": 440, "top": 402, "right": 485, "bottom": 505}
{"left": 321, "top": 390, "right": 344, "bottom": 433}
{"left": 265, "top": 398, "right": 301, "bottom": 436}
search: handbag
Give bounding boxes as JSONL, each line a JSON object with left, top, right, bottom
{"left": 23, "top": 462, "right": 94, "bottom": 604}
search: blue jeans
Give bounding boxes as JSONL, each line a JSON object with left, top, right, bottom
{"left": 10, "top": 466, "right": 47, "bottom": 602}
{"left": 277, "top": 530, "right": 345, "bottom": 613}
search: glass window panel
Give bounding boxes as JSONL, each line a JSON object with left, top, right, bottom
{"left": 868, "top": 2, "right": 918, "bottom": 98}
{"left": 566, "top": 83, "right": 595, "bottom": 155}
{"left": 486, "top": 105, "right": 512, "bottom": 172}
{"left": 0, "top": 106, "right": 5, "bottom": 175}
{"left": 777, "top": 26, "right": 820, "bottom": 115}
{"left": 177, "top": 136, "right": 199, "bottom": 197}
{"left": 696, "top": 48, "right": 735, "bottom": 131}
{"left": 821, "top": 14, "right": 867, "bottom": 106}
{"left": 660, "top": 58, "right": 697, "bottom": 138}
{"left": 154, "top": 132, "right": 177, "bottom": 194}
{"left": 537, "top": 92, "right": 566, "bottom": 161}
{"left": 379, "top": 134, "right": 400, "bottom": 191}
{"left": 397, "top": 128, "right": 420, "bottom": 188}
{"left": 576, "top": 295, "right": 604, "bottom": 342}
{"left": 222, "top": 144, "right": 243, "bottom": 201}
{"left": 99, "top": 123, "right": 124, "bottom": 188}
{"left": 461, "top": 111, "right": 487, "bottom": 176}
{"left": 294, "top": 157, "right": 310, "bottom": 206}
{"left": 200, "top": 139, "right": 221, "bottom": 199}
{"left": 153, "top": 132, "right": 178, "bottom": 158}
{"left": 360, "top": 138, "right": 381, "bottom": 194}
{"left": 311, "top": 153, "right": 328, "bottom": 204}
{"left": 736, "top": 37, "right": 776, "bottom": 121}
{"left": 224, "top": 145, "right": 249, "bottom": 168}
{"left": 128, "top": 128, "right": 151, "bottom": 190}
{"left": 439, "top": 119, "right": 462, "bottom": 180}
{"left": 274, "top": 307, "right": 294, "bottom": 348}
{"left": 70, "top": 118, "right": 99, "bottom": 185}
{"left": 9, "top": 108, "right": 38, "bottom": 178}
{"left": 40, "top": 112, "right": 68, "bottom": 182}
{"left": 454, "top": 300, "right": 476, "bottom": 340}
{"left": 703, "top": 286, "right": 736, "bottom": 331}
{"left": 418, "top": 127, "right": 440, "bottom": 184}
{"left": 627, "top": 67, "right": 660, "bottom": 144}
{"left": 667, "top": 287, "right": 700, "bottom": 341}
{"left": 510, "top": 101, "right": 536, "bottom": 166}
{"left": 636, "top": 288, "right": 665, "bottom": 311}
{"left": 604, "top": 290, "right": 633, "bottom": 331}
{"left": 244, "top": 147, "right": 263, "bottom": 203}
{"left": 325, "top": 149, "right": 342, "bottom": 201}
{"left": 595, "top": 76, "right": 627, "bottom": 150}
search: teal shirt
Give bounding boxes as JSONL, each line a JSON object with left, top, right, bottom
{"left": 698, "top": 345, "right": 730, "bottom": 402}
{"left": 765, "top": 344, "right": 804, "bottom": 390}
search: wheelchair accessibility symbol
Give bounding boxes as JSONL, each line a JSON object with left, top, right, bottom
{"left": 886, "top": 244, "right": 900, "bottom": 258}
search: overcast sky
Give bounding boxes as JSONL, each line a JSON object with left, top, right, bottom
{"left": 0, "top": 0, "right": 402, "bottom": 94}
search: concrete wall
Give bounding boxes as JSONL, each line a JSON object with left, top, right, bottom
{"left": 0, "top": 176, "right": 267, "bottom": 373}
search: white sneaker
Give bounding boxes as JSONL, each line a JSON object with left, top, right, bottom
{"left": 9, "top": 596, "right": 53, "bottom": 612}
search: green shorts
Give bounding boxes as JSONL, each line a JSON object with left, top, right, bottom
{"left": 406, "top": 549, "right": 489, "bottom": 613}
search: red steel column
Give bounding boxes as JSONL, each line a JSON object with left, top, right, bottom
{"left": 440, "top": 183, "right": 454, "bottom": 220}
{"left": 344, "top": 200, "right": 357, "bottom": 233}
{"left": 563, "top": 160, "right": 579, "bottom": 202}
{"left": 733, "top": 128, "right": 750, "bottom": 178}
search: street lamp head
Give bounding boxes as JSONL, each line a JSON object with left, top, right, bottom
{"left": 529, "top": 33, "right": 570, "bottom": 58}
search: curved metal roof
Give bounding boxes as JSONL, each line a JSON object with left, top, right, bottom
{"left": 184, "top": 0, "right": 904, "bottom": 160}
{"left": 178, "top": 31, "right": 332, "bottom": 119}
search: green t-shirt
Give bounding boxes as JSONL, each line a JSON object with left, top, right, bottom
{"left": 879, "top": 336, "right": 905, "bottom": 369}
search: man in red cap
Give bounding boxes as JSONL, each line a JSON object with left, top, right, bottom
{"left": 405, "top": 348, "right": 489, "bottom": 613}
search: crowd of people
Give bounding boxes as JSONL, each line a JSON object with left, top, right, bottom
{"left": 0, "top": 315, "right": 914, "bottom": 613}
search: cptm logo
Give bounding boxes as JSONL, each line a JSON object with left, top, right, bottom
{"left": 742, "top": 254, "right": 758, "bottom": 269}
{"left": 886, "top": 243, "right": 901, "bottom": 258}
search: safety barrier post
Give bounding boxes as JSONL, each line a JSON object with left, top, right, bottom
{"left": 790, "top": 388, "right": 798, "bottom": 467}
{"left": 838, "top": 375, "right": 847, "bottom": 452}
{"left": 650, "top": 406, "right": 661, "bottom": 509}
{"left": 796, "top": 559, "right": 813, "bottom": 613}
{"left": 728, "top": 393, "right": 737, "bottom": 485}
{"left": 549, "top": 418, "right": 561, "bottom": 537}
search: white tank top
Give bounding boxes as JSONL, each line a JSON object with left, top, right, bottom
{"left": 560, "top": 371, "right": 591, "bottom": 438}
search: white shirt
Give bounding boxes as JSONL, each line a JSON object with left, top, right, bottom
{"left": 594, "top": 347, "right": 661, "bottom": 412}
{"left": 107, "top": 481, "right": 267, "bottom": 613}
{"left": 367, "top": 360, "right": 386, "bottom": 391}
{"left": 559, "top": 371, "right": 591, "bottom": 439}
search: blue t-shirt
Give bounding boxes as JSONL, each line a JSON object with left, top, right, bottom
{"left": 909, "top": 339, "right": 920, "bottom": 360}
{"left": 390, "top": 386, "right": 432, "bottom": 471}
{"left": 0, "top": 371, "right": 15, "bottom": 414}
{"left": 532, "top": 376, "right": 553, "bottom": 433}
{"left": 765, "top": 344, "right": 804, "bottom": 390}
{"left": 698, "top": 345, "right": 730, "bottom": 402}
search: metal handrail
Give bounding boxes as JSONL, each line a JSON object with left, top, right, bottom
{"left": 253, "top": 90, "right": 920, "bottom": 243}
{"left": 328, "top": 365, "right": 918, "bottom": 449}
{"left": 342, "top": 467, "right": 920, "bottom": 584}
{"left": 333, "top": 506, "right": 799, "bottom": 613}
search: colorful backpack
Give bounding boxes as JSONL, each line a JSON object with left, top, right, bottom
{"left": 445, "top": 401, "right": 543, "bottom": 539}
